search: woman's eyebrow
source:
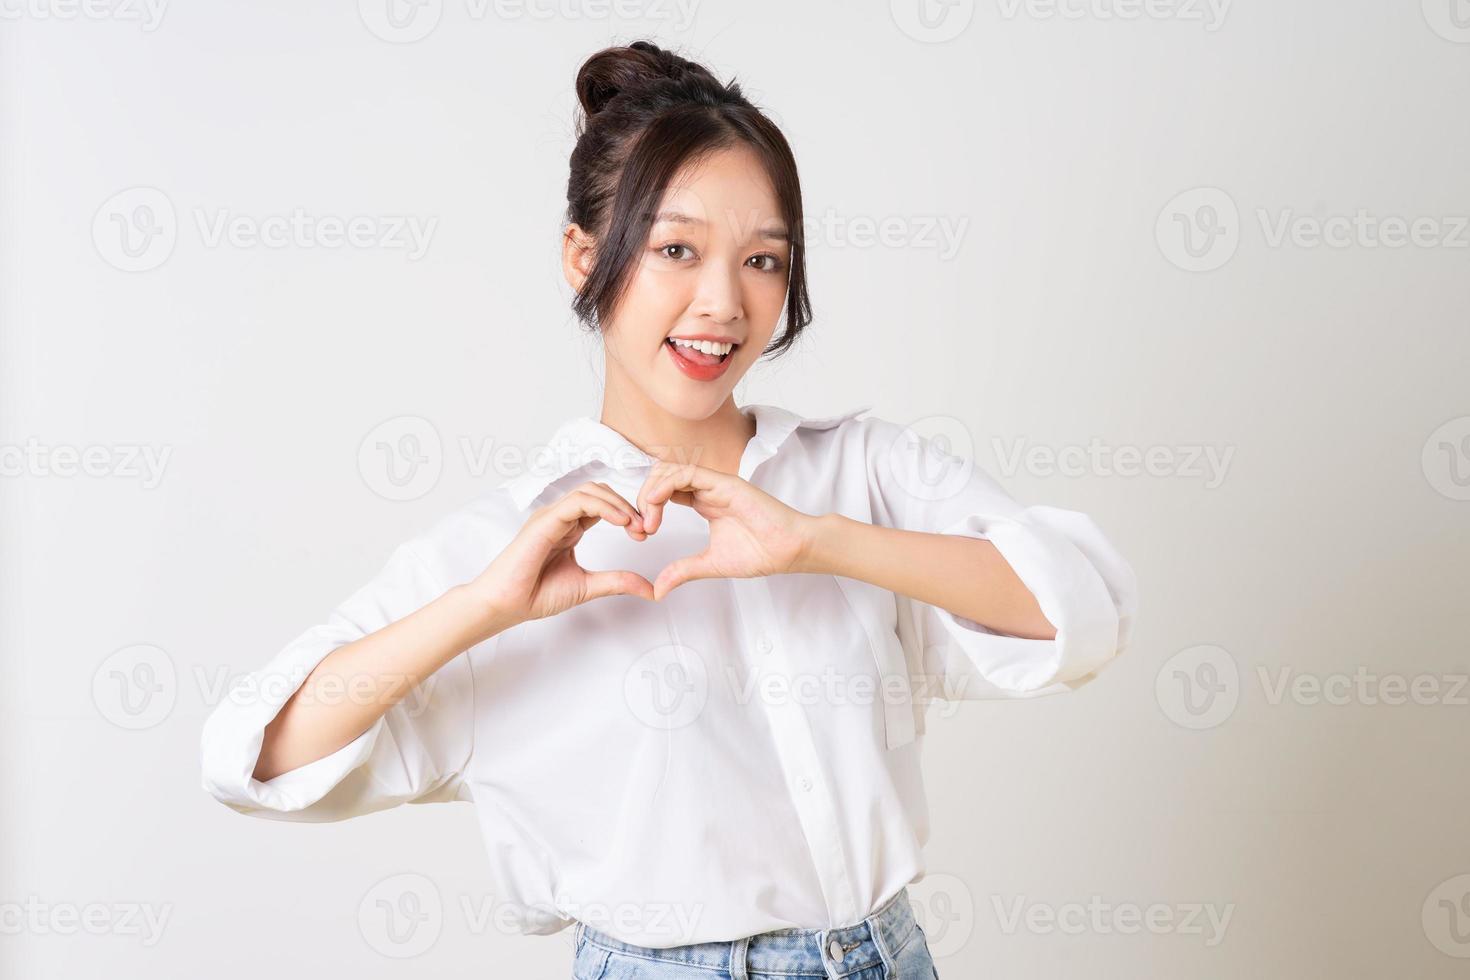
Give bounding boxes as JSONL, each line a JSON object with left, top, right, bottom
{"left": 651, "top": 209, "right": 790, "bottom": 242}
{"left": 651, "top": 209, "right": 700, "bottom": 226}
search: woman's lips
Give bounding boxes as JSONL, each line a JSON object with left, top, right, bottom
{"left": 664, "top": 337, "right": 735, "bottom": 381}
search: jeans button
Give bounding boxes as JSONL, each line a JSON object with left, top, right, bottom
{"left": 827, "top": 937, "right": 844, "bottom": 963}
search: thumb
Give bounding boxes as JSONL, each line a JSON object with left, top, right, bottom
{"left": 653, "top": 553, "right": 717, "bottom": 601}
{"left": 583, "top": 570, "right": 656, "bottom": 603}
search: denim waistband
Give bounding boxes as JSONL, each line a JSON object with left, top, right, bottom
{"left": 575, "top": 886, "right": 921, "bottom": 978}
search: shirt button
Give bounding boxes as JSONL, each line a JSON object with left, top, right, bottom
{"left": 757, "top": 634, "right": 773, "bottom": 654}
{"left": 800, "top": 776, "right": 813, "bottom": 792}
{"left": 827, "top": 938, "right": 844, "bottom": 962}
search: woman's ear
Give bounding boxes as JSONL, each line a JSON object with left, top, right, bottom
{"left": 562, "top": 223, "right": 596, "bottom": 293}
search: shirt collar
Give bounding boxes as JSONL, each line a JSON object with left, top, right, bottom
{"left": 498, "top": 402, "right": 872, "bottom": 511}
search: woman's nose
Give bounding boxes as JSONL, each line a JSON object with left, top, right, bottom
{"left": 690, "top": 263, "right": 744, "bottom": 322}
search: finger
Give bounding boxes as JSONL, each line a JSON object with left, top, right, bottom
{"left": 638, "top": 462, "right": 720, "bottom": 535}
{"left": 547, "top": 490, "right": 632, "bottom": 535}
{"left": 582, "top": 481, "right": 643, "bottom": 526}
{"left": 580, "top": 481, "right": 648, "bottom": 539}
{"left": 583, "top": 569, "right": 656, "bottom": 603}
{"left": 652, "top": 552, "right": 718, "bottom": 601}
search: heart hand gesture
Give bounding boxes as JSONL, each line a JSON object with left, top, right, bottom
{"left": 470, "top": 463, "right": 820, "bottom": 629}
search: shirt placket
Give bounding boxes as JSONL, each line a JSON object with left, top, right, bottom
{"left": 729, "top": 573, "right": 860, "bottom": 927}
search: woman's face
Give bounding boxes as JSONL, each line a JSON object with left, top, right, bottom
{"left": 566, "top": 144, "right": 793, "bottom": 420}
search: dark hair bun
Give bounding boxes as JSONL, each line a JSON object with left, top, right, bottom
{"left": 574, "top": 40, "right": 718, "bottom": 119}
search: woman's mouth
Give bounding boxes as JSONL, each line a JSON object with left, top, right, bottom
{"left": 664, "top": 337, "right": 738, "bottom": 381}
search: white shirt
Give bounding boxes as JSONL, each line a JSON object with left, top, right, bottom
{"left": 199, "top": 402, "right": 1138, "bottom": 947}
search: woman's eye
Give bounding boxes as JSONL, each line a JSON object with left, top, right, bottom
{"left": 653, "top": 244, "right": 783, "bottom": 271}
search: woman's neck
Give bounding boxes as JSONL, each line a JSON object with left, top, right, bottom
{"left": 598, "top": 396, "right": 757, "bottom": 477}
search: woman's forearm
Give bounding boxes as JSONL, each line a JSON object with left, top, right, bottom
{"left": 797, "top": 512, "right": 1058, "bottom": 641}
{"left": 252, "top": 584, "right": 515, "bottom": 784}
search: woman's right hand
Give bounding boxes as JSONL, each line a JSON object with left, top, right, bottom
{"left": 469, "top": 481, "right": 657, "bottom": 628}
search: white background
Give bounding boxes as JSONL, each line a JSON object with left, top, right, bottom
{"left": 2, "top": 1, "right": 1468, "bottom": 977}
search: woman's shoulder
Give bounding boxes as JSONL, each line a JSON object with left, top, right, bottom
{"left": 770, "top": 403, "right": 917, "bottom": 460}
{"left": 753, "top": 401, "right": 878, "bottom": 448}
{"left": 803, "top": 407, "right": 979, "bottom": 458}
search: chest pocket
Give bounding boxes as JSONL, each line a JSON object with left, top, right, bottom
{"left": 831, "top": 574, "right": 924, "bottom": 750}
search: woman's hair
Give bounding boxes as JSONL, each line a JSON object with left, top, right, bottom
{"left": 567, "top": 40, "right": 810, "bottom": 359}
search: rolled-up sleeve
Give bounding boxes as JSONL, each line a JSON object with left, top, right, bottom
{"left": 861, "top": 417, "right": 1138, "bottom": 700}
{"left": 199, "top": 541, "right": 476, "bottom": 821}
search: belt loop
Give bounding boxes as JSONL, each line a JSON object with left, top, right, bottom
{"left": 729, "top": 936, "right": 750, "bottom": 980}
{"left": 867, "top": 899, "right": 900, "bottom": 977}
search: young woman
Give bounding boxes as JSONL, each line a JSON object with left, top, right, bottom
{"left": 200, "top": 40, "right": 1137, "bottom": 980}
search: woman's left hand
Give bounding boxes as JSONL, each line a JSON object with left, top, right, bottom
{"left": 633, "top": 458, "right": 820, "bottom": 600}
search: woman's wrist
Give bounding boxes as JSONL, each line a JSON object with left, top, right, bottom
{"left": 794, "top": 511, "right": 854, "bottom": 576}
{"left": 452, "top": 581, "right": 523, "bottom": 645}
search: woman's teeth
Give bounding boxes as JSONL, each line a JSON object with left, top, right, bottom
{"left": 667, "top": 337, "right": 734, "bottom": 363}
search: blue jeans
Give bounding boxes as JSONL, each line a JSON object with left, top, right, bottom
{"left": 571, "top": 886, "right": 940, "bottom": 979}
